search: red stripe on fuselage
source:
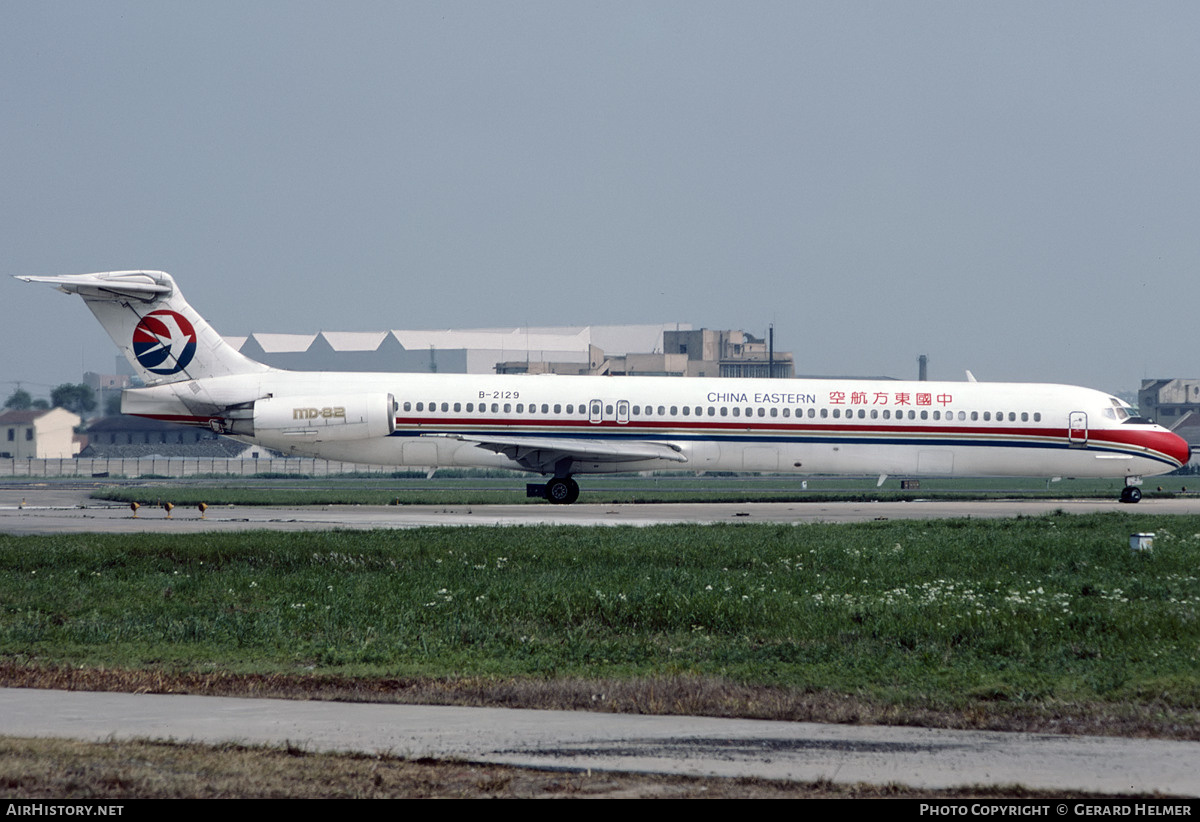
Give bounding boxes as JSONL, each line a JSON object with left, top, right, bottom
{"left": 141, "top": 412, "right": 1191, "bottom": 468}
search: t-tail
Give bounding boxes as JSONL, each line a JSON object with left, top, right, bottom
{"left": 15, "top": 270, "right": 271, "bottom": 384}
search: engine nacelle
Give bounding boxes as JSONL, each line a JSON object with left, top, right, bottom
{"left": 251, "top": 393, "right": 396, "bottom": 442}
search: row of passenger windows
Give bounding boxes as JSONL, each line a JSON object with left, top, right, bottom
{"left": 400, "top": 400, "right": 1042, "bottom": 424}
{"left": 404, "top": 401, "right": 585, "bottom": 415}
{"left": 624, "top": 407, "right": 1041, "bottom": 422}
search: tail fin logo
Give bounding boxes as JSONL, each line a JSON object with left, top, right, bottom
{"left": 132, "top": 310, "right": 197, "bottom": 375}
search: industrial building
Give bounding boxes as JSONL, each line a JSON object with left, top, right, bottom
{"left": 225, "top": 323, "right": 794, "bottom": 378}
{"left": 1139, "top": 379, "right": 1200, "bottom": 467}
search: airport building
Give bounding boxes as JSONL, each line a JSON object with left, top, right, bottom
{"left": 1139, "top": 379, "right": 1200, "bottom": 426}
{"left": 78, "top": 416, "right": 262, "bottom": 460}
{"left": 1139, "top": 378, "right": 1200, "bottom": 469}
{"left": 225, "top": 324, "right": 795, "bottom": 378}
{"left": 0, "top": 407, "right": 82, "bottom": 459}
{"left": 663, "top": 329, "right": 794, "bottom": 378}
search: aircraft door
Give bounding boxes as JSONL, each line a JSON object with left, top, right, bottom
{"left": 1068, "top": 411, "right": 1088, "bottom": 446}
{"left": 589, "top": 399, "right": 603, "bottom": 424}
{"left": 616, "top": 400, "right": 630, "bottom": 424}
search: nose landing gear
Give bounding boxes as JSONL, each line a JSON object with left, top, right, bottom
{"left": 1120, "top": 481, "right": 1143, "bottom": 504}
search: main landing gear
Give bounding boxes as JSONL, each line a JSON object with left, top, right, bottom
{"left": 527, "top": 476, "right": 580, "bottom": 504}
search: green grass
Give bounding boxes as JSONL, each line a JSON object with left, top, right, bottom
{"left": 3, "top": 515, "right": 1198, "bottom": 714}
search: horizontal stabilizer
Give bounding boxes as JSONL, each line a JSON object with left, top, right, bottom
{"left": 15, "top": 271, "right": 174, "bottom": 302}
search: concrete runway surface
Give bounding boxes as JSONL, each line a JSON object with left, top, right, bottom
{"left": 3, "top": 485, "right": 1199, "bottom": 794}
{"left": 1, "top": 688, "right": 1198, "bottom": 795}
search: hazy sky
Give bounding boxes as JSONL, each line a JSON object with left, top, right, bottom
{"left": 4, "top": 2, "right": 1199, "bottom": 398}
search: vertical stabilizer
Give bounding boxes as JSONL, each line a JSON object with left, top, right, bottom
{"left": 15, "top": 270, "right": 272, "bottom": 384}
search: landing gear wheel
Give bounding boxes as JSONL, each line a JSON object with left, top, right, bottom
{"left": 545, "top": 477, "right": 580, "bottom": 505}
{"left": 1120, "top": 486, "right": 1142, "bottom": 504}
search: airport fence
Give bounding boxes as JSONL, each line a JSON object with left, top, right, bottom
{"left": 0, "top": 457, "right": 406, "bottom": 479}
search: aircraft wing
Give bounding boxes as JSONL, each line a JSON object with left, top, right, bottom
{"left": 426, "top": 432, "right": 687, "bottom": 473}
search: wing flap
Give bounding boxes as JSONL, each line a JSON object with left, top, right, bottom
{"left": 427, "top": 432, "right": 687, "bottom": 470}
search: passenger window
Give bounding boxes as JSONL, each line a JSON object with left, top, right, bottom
{"left": 820, "top": 408, "right": 828, "bottom": 418}
{"left": 682, "top": 406, "right": 690, "bottom": 416}
{"left": 670, "top": 406, "right": 678, "bottom": 415}
{"left": 708, "top": 407, "right": 716, "bottom": 416}
{"left": 658, "top": 406, "right": 665, "bottom": 415}
{"left": 454, "top": 402, "right": 462, "bottom": 412}
{"left": 441, "top": 402, "right": 449, "bottom": 412}
{"left": 832, "top": 409, "right": 840, "bottom": 418}
{"left": 554, "top": 404, "right": 562, "bottom": 414}
{"left": 403, "top": 402, "right": 412, "bottom": 412}
{"left": 732, "top": 407, "right": 740, "bottom": 417}
{"left": 721, "top": 407, "right": 728, "bottom": 417}
{"left": 416, "top": 402, "right": 424, "bottom": 412}
{"left": 757, "top": 407, "right": 765, "bottom": 417}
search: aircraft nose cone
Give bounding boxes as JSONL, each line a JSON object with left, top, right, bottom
{"left": 1167, "top": 430, "right": 1191, "bottom": 467}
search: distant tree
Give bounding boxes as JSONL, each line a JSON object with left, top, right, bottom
{"left": 3, "top": 389, "right": 33, "bottom": 410}
{"left": 105, "top": 393, "right": 122, "bottom": 416}
{"left": 31, "top": 399, "right": 50, "bottom": 410}
{"left": 50, "top": 383, "right": 97, "bottom": 416}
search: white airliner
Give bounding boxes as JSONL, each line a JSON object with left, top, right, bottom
{"left": 18, "top": 270, "right": 1191, "bottom": 504}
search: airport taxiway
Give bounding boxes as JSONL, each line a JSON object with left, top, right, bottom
{"left": 2, "top": 487, "right": 1198, "bottom": 533}
{"left": 2, "top": 687, "right": 1198, "bottom": 795}
{"left": 3, "top": 486, "right": 1199, "bottom": 795}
